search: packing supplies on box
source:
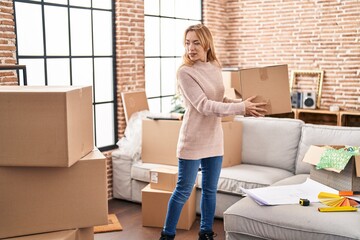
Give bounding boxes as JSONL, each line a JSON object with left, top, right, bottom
{"left": 141, "top": 119, "right": 242, "bottom": 168}
{"left": 0, "top": 148, "right": 108, "bottom": 239}
{"left": 150, "top": 168, "right": 178, "bottom": 192}
{"left": 141, "top": 184, "right": 196, "bottom": 230}
{"left": 3, "top": 228, "right": 94, "bottom": 240}
{"left": 302, "top": 145, "right": 360, "bottom": 191}
{"left": 0, "top": 86, "right": 94, "bottom": 167}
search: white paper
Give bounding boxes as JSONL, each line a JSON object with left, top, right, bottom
{"left": 241, "top": 178, "right": 339, "bottom": 206}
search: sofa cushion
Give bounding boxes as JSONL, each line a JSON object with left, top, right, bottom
{"left": 295, "top": 124, "right": 360, "bottom": 174}
{"left": 235, "top": 117, "right": 304, "bottom": 173}
{"left": 224, "top": 195, "right": 360, "bottom": 240}
{"left": 197, "top": 164, "right": 294, "bottom": 195}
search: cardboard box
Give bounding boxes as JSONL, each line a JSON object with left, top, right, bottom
{"left": 239, "top": 65, "right": 292, "bottom": 115}
{"left": 142, "top": 120, "right": 242, "bottom": 168}
{"left": 222, "top": 65, "right": 292, "bottom": 115}
{"left": 222, "top": 68, "right": 242, "bottom": 97}
{"left": 0, "top": 149, "right": 108, "bottom": 239}
{"left": 141, "top": 184, "right": 196, "bottom": 230}
{"left": 4, "top": 228, "right": 94, "bottom": 240}
{"left": 150, "top": 168, "right": 178, "bottom": 191}
{"left": 0, "top": 86, "right": 94, "bottom": 167}
{"left": 302, "top": 145, "right": 360, "bottom": 191}
{"left": 121, "top": 91, "right": 149, "bottom": 123}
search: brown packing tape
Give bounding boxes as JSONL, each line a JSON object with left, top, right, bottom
{"left": 259, "top": 68, "right": 268, "bottom": 81}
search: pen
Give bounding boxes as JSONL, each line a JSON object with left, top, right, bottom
{"left": 318, "top": 206, "right": 358, "bottom": 212}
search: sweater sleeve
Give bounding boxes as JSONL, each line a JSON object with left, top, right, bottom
{"left": 223, "top": 96, "right": 243, "bottom": 103}
{"left": 178, "top": 69, "right": 245, "bottom": 117}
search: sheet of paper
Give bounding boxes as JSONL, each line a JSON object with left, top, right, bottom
{"left": 241, "top": 178, "right": 338, "bottom": 206}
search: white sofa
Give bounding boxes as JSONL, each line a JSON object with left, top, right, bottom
{"left": 112, "top": 116, "right": 360, "bottom": 239}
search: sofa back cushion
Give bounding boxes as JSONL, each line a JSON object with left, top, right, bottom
{"left": 236, "top": 117, "right": 304, "bottom": 173}
{"left": 295, "top": 124, "right": 360, "bottom": 174}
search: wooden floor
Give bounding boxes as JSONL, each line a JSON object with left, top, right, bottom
{"left": 94, "top": 199, "right": 225, "bottom": 240}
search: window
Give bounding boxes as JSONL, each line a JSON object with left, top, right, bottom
{"left": 14, "top": 0, "right": 116, "bottom": 151}
{"left": 144, "top": 0, "right": 202, "bottom": 113}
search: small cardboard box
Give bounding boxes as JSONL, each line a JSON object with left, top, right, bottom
{"left": 0, "top": 148, "right": 108, "bottom": 239}
{"left": 0, "top": 86, "right": 94, "bottom": 167}
{"left": 142, "top": 119, "right": 242, "bottom": 168}
{"left": 150, "top": 168, "right": 178, "bottom": 192}
{"left": 4, "top": 228, "right": 94, "bottom": 240}
{"left": 141, "top": 184, "right": 196, "bottom": 230}
{"left": 302, "top": 145, "right": 360, "bottom": 191}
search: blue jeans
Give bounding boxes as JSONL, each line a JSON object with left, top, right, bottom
{"left": 162, "top": 156, "right": 223, "bottom": 235}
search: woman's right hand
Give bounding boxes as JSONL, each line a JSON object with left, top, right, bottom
{"left": 243, "top": 95, "right": 267, "bottom": 117}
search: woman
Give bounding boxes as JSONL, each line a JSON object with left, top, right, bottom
{"left": 160, "top": 24, "right": 267, "bottom": 240}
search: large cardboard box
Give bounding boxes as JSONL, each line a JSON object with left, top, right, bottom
{"left": 302, "top": 145, "right": 360, "bottom": 191}
{"left": 142, "top": 120, "right": 242, "bottom": 168}
{"left": 150, "top": 168, "right": 178, "bottom": 192}
{"left": 0, "top": 86, "right": 94, "bottom": 167}
{"left": 142, "top": 184, "right": 196, "bottom": 230}
{"left": 0, "top": 149, "right": 108, "bottom": 239}
{"left": 4, "top": 228, "right": 94, "bottom": 240}
{"left": 222, "top": 65, "right": 292, "bottom": 115}
{"left": 239, "top": 65, "right": 292, "bottom": 115}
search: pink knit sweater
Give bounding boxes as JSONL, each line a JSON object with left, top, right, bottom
{"left": 177, "top": 61, "right": 246, "bottom": 160}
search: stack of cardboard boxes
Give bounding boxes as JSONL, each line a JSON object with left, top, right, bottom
{"left": 142, "top": 167, "right": 196, "bottom": 230}
{"left": 0, "top": 86, "right": 108, "bottom": 240}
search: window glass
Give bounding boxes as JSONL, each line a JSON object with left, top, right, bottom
{"left": 18, "top": 59, "right": 45, "bottom": 86}
{"left": 45, "top": 0, "right": 67, "bottom": 4}
{"left": 144, "top": 16, "right": 160, "bottom": 57}
{"left": 47, "top": 58, "right": 71, "bottom": 86}
{"left": 148, "top": 98, "right": 161, "bottom": 113}
{"left": 160, "top": 18, "right": 176, "bottom": 56}
{"left": 161, "top": 96, "right": 173, "bottom": 113}
{"left": 160, "top": 0, "right": 174, "bottom": 17}
{"left": 95, "top": 103, "right": 115, "bottom": 148}
{"left": 15, "top": 3, "right": 43, "bottom": 56}
{"left": 93, "top": 10, "right": 112, "bottom": 56}
{"left": 70, "top": 8, "right": 92, "bottom": 56}
{"left": 145, "top": 58, "right": 161, "bottom": 98}
{"left": 161, "top": 58, "right": 176, "bottom": 96}
{"left": 144, "top": 0, "right": 159, "bottom": 15}
{"left": 44, "top": 6, "right": 69, "bottom": 56}
{"left": 175, "top": 0, "right": 201, "bottom": 20}
{"left": 71, "top": 58, "right": 93, "bottom": 86}
{"left": 92, "top": 0, "right": 112, "bottom": 10}
{"left": 69, "top": 0, "right": 91, "bottom": 7}
{"left": 94, "top": 57, "right": 113, "bottom": 102}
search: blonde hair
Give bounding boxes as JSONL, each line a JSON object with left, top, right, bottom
{"left": 181, "top": 24, "right": 221, "bottom": 67}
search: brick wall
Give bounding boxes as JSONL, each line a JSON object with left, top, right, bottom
{"left": 0, "top": 0, "right": 17, "bottom": 85}
{"left": 114, "top": 0, "right": 145, "bottom": 140}
{"left": 1, "top": 0, "right": 360, "bottom": 199}
{"left": 206, "top": 0, "right": 360, "bottom": 111}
